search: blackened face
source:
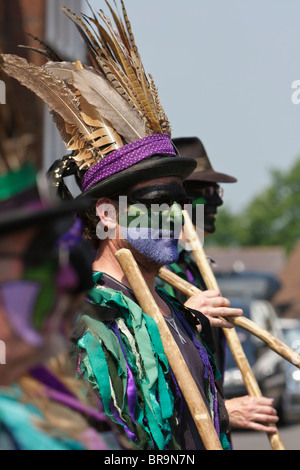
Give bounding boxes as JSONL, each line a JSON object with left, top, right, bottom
{"left": 185, "top": 182, "right": 224, "bottom": 234}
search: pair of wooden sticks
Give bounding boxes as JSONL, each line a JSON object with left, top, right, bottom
{"left": 115, "top": 211, "right": 298, "bottom": 450}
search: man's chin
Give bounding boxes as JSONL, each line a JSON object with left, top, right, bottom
{"left": 203, "top": 215, "right": 216, "bottom": 234}
{"left": 127, "top": 238, "right": 179, "bottom": 268}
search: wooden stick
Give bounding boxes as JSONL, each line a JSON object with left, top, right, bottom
{"left": 180, "top": 211, "right": 300, "bottom": 369}
{"left": 115, "top": 248, "right": 223, "bottom": 451}
{"left": 175, "top": 210, "right": 285, "bottom": 450}
{"left": 158, "top": 267, "right": 300, "bottom": 368}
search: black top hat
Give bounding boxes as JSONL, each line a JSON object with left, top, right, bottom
{"left": 78, "top": 156, "right": 197, "bottom": 200}
{"left": 172, "top": 137, "right": 237, "bottom": 183}
{"left": 76, "top": 151, "right": 197, "bottom": 201}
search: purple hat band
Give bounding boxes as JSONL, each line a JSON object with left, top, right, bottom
{"left": 81, "top": 134, "right": 176, "bottom": 192}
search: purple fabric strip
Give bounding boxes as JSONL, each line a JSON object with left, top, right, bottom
{"left": 30, "top": 365, "right": 108, "bottom": 423}
{"left": 175, "top": 311, "right": 211, "bottom": 380}
{"left": 44, "top": 387, "right": 107, "bottom": 423}
{"left": 169, "top": 368, "right": 183, "bottom": 419}
{"left": 78, "top": 428, "right": 112, "bottom": 450}
{"left": 30, "top": 365, "right": 75, "bottom": 397}
{"left": 55, "top": 217, "right": 83, "bottom": 249}
{"left": 110, "top": 401, "right": 136, "bottom": 441}
{"left": 81, "top": 134, "right": 176, "bottom": 192}
{"left": 175, "top": 310, "right": 220, "bottom": 436}
{"left": 109, "top": 323, "right": 137, "bottom": 426}
{"left": 186, "top": 269, "right": 195, "bottom": 284}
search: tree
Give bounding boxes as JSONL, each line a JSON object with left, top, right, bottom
{"left": 205, "top": 157, "right": 300, "bottom": 253}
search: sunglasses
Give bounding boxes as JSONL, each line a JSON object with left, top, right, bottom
{"left": 195, "top": 186, "right": 224, "bottom": 199}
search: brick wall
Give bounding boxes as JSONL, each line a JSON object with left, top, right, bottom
{"left": 0, "top": 0, "right": 47, "bottom": 167}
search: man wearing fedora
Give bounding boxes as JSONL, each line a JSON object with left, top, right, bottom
{"left": 166, "top": 136, "right": 279, "bottom": 436}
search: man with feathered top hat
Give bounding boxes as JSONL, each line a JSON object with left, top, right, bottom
{"left": 1, "top": 1, "right": 245, "bottom": 450}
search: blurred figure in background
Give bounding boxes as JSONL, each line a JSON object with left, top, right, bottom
{"left": 0, "top": 159, "right": 125, "bottom": 450}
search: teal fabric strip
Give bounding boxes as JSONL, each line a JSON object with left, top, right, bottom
{"left": 79, "top": 276, "right": 176, "bottom": 449}
{"left": 143, "top": 314, "right": 173, "bottom": 420}
{"left": 78, "top": 331, "right": 112, "bottom": 418}
{"left": 0, "top": 387, "right": 84, "bottom": 450}
{"left": 89, "top": 285, "right": 160, "bottom": 389}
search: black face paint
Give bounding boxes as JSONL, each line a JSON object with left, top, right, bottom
{"left": 187, "top": 183, "right": 223, "bottom": 234}
{"left": 127, "top": 183, "right": 192, "bottom": 208}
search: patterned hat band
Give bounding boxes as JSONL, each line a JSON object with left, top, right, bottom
{"left": 81, "top": 134, "right": 176, "bottom": 192}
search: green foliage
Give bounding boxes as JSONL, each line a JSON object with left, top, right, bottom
{"left": 206, "top": 157, "right": 300, "bottom": 253}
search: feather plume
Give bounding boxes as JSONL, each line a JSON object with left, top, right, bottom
{"left": 0, "top": 1, "right": 172, "bottom": 173}
{"left": 44, "top": 60, "right": 145, "bottom": 142}
{"left": 18, "top": 32, "right": 65, "bottom": 62}
{"left": 1, "top": 54, "right": 127, "bottom": 169}
{"left": 72, "top": 66, "right": 146, "bottom": 142}
{"left": 1, "top": 54, "right": 89, "bottom": 137}
{"left": 62, "top": 1, "right": 172, "bottom": 137}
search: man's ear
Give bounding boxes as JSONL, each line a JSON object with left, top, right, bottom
{"left": 96, "top": 198, "right": 118, "bottom": 230}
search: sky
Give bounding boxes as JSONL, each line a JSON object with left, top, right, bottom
{"left": 86, "top": 0, "right": 300, "bottom": 213}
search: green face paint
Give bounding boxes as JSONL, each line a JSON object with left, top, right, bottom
{"left": 192, "top": 197, "right": 207, "bottom": 207}
{"left": 118, "top": 182, "right": 188, "bottom": 233}
{"left": 119, "top": 201, "right": 184, "bottom": 235}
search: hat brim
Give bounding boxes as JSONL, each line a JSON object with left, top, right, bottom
{"left": 0, "top": 196, "right": 91, "bottom": 235}
{"left": 77, "top": 155, "right": 197, "bottom": 202}
{"left": 186, "top": 169, "right": 237, "bottom": 183}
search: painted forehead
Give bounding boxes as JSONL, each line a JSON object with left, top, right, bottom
{"left": 128, "top": 182, "right": 187, "bottom": 201}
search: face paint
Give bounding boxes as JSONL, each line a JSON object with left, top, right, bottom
{"left": 128, "top": 182, "right": 190, "bottom": 206}
{"left": 118, "top": 183, "right": 188, "bottom": 265}
{"left": 189, "top": 185, "right": 223, "bottom": 233}
{"left": 119, "top": 204, "right": 182, "bottom": 265}
{"left": 119, "top": 201, "right": 184, "bottom": 236}
{"left": 120, "top": 227, "right": 180, "bottom": 266}
{"left": 120, "top": 183, "right": 187, "bottom": 232}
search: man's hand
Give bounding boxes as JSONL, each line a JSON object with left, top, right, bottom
{"left": 184, "top": 290, "right": 243, "bottom": 328}
{"left": 225, "top": 395, "right": 279, "bottom": 432}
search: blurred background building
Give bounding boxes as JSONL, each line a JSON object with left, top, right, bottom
{"left": 0, "top": 0, "right": 85, "bottom": 174}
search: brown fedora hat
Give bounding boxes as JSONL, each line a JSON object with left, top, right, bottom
{"left": 172, "top": 137, "right": 237, "bottom": 183}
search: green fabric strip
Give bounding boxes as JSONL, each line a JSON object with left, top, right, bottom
{"left": 78, "top": 331, "right": 112, "bottom": 417}
{"left": 77, "top": 272, "right": 227, "bottom": 449}
{"left": 78, "top": 277, "right": 177, "bottom": 449}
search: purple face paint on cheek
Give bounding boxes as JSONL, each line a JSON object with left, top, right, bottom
{"left": 0, "top": 281, "right": 44, "bottom": 347}
{"left": 120, "top": 227, "right": 180, "bottom": 265}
